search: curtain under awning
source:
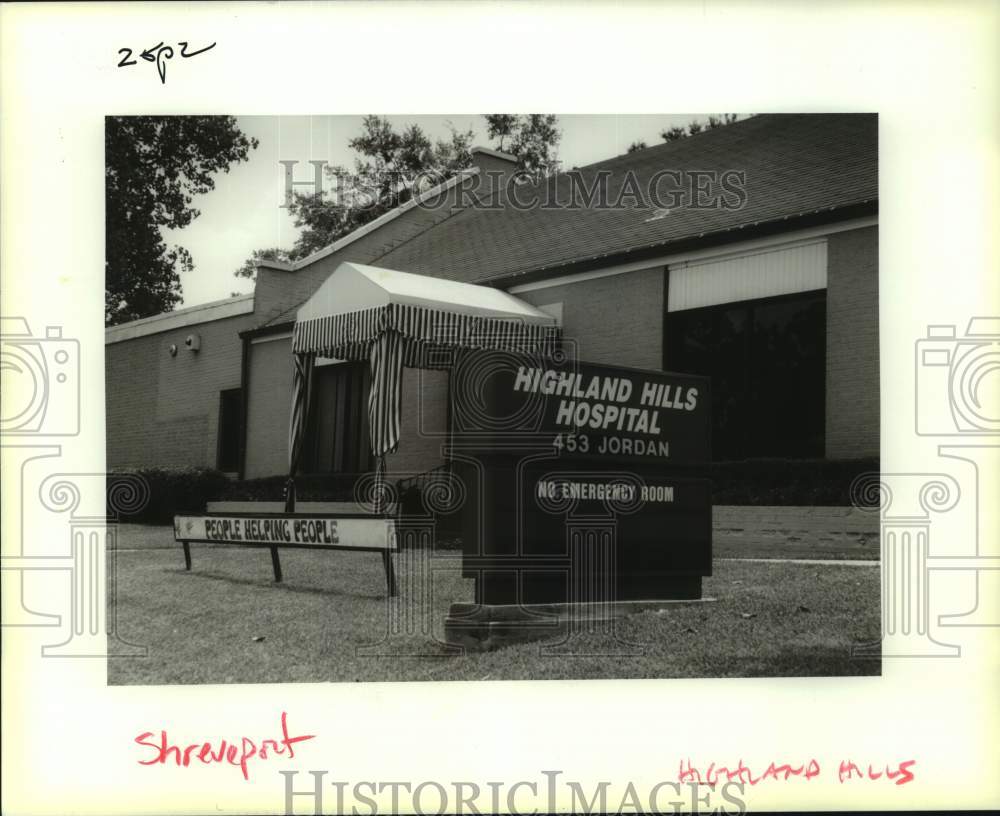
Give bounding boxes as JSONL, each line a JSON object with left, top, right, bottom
{"left": 281, "top": 263, "right": 561, "bottom": 513}
{"left": 284, "top": 351, "right": 315, "bottom": 512}
{"left": 291, "top": 301, "right": 561, "bottom": 460}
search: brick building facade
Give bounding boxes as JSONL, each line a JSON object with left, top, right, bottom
{"left": 105, "top": 115, "right": 878, "bottom": 480}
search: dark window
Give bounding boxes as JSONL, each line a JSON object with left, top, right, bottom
{"left": 217, "top": 388, "right": 242, "bottom": 472}
{"left": 665, "top": 290, "right": 826, "bottom": 459}
{"left": 302, "top": 362, "right": 373, "bottom": 474}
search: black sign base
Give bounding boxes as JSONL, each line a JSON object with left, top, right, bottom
{"left": 444, "top": 593, "right": 718, "bottom": 653}
{"left": 453, "top": 454, "right": 713, "bottom": 607}
{"left": 447, "top": 351, "right": 715, "bottom": 638}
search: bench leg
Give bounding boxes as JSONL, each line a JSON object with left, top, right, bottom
{"left": 270, "top": 546, "right": 283, "bottom": 583}
{"left": 182, "top": 541, "right": 191, "bottom": 571}
{"left": 382, "top": 550, "right": 397, "bottom": 597}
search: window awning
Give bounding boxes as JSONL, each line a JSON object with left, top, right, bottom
{"left": 284, "top": 263, "right": 562, "bottom": 511}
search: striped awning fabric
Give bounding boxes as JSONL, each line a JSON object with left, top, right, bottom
{"left": 292, "top": 302, "right": 560, "bottom": 361}
{"left": 288, "top": 302, "right": 560, "bottom": 465}
{"left": 285, "top": 351, "right": 314, "bottom": 512}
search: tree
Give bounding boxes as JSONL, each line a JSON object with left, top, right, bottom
{"left": 627, "top": 140, "right": 648, "bottom": 153}
{"left": 233, "top": 247, "right": 291, "bottom": 281}
{"left": 708, "top": 114, "right": 739, "bottom": 129}
{"left": 484, "top": 114, "right": 561, "bottom": 178}
{"left": 235, "top": 114, "right": 560, "bottom": 282}
{"left": 285, "top": 116, "right": 477, "bottom": 262}
{"left": 506, "top": 114, "right": 561, "bottom": 179}
{"left": 433, "top": 125, "right": 476, "bottom": 174}
{"left": 345, "top": 117, "right": 434, "bottom": 212}
{"left": 660, "top": 114, "right": 741, "bottom": 144}
{"left": 484, "top": 114, "right": 518, "bottom": 152}
{"left": 105, "top": 116, "right": 258, "bottom": 325}
{"left": 235, "top": 116, "right": 479, "bottom": 272}
{"left": 661, "top": 125, "right": 687, "bottom": 142}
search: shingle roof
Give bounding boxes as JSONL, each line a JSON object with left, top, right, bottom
{"left": 375, "top": 113, "right": 877, "bottom": 285}
{"left": 257, "top": 114, "right": 877, "bottom": 332}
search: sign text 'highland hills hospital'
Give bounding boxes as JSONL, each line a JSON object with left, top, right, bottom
{"left": 466, "top": 357, "right": 711, "bottom": 464}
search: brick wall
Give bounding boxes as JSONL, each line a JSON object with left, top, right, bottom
{"left": 386, "top": 368, "right": 450, "bottom": 479}
{"left": 105, "top": 311, "right": 256, "bottom": 471}
{"left": 243, "top": 334, "right": 294, "bottom": 479}
{"left": 826, "top": 226, "right": 879, "bottom": 458}
{"left": 516, "top": 266, "right": 665, "bottom": 368}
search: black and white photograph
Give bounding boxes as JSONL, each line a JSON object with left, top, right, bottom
{"left": 103, "top": 112, "right": 881, "bottom": 683}
{"left": 2, "top": 3, "right": 998, "bottom": 815}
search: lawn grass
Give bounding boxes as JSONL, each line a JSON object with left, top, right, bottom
{"left": 108, "top": 525, "right": 880, "bottom": 684}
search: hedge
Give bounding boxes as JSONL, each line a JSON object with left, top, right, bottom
{"left": 105, "top": 470, "right": 370, "bottom": 524}
{"left": 107, "top": 457, "right": 880, "bottom": 523}
{"left": 216, "top": 473, "right": 366, "bottom": 503}
{"left": 699, "top": 457, "right": 879, "bottom": 506}
{"left": 106, "top": 467, "right": 230, "bottom": 524}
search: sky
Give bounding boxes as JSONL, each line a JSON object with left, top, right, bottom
{"left": 165, "top": 114, "right": 707, "bottom": 307}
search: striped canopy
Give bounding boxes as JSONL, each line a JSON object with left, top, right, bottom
{"left": 284, "top": 264, "right": 560, "bottom": 510}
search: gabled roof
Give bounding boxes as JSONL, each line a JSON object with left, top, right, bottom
{"left": 257, "top": 114, "right": 877, "bottom": 333}
{"left": 259, "top": 168, "right": 481, "bottom": 274}
{"left": 375, "top": 113, "right": 877, "bottom": 285}
{"left": 297, "top": 262, "right": 556, "bottom": 325}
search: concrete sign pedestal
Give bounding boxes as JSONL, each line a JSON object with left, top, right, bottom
{"left": 445, "top": 597, "right": 718, "bottom": 653}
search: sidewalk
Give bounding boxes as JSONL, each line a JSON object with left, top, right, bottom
{"left": 713, "top": 505, "right": 879, "bottom": 561}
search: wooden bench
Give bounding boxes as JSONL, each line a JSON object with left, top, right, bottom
{"left": 173, "top": 502, "right": 398, "bottom": 595}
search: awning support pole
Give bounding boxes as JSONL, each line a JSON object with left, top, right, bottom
{"left": 373, "top": 455, "right": 397, "bottom": 596}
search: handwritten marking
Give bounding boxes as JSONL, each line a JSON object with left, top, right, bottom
{"left": 679, "top": 758, "right": 916, "bottom": 787}
{"left": 116, "top": 41, "right": 216, "bottom": 84}
{"left": 134, "top": 711, "right": 314, "bottom": 780}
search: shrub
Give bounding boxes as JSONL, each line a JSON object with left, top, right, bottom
{"left": 107, "top": 467, "right": 230, "bottom": 524}
{"left": 216, "top": 473, "right": 367, "bottom": 502}
{"left": 107, "top": 470, "right": 391, "bottom": 523}
{"left": 704, "top": 457, "right": 879, "bottom": 506}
